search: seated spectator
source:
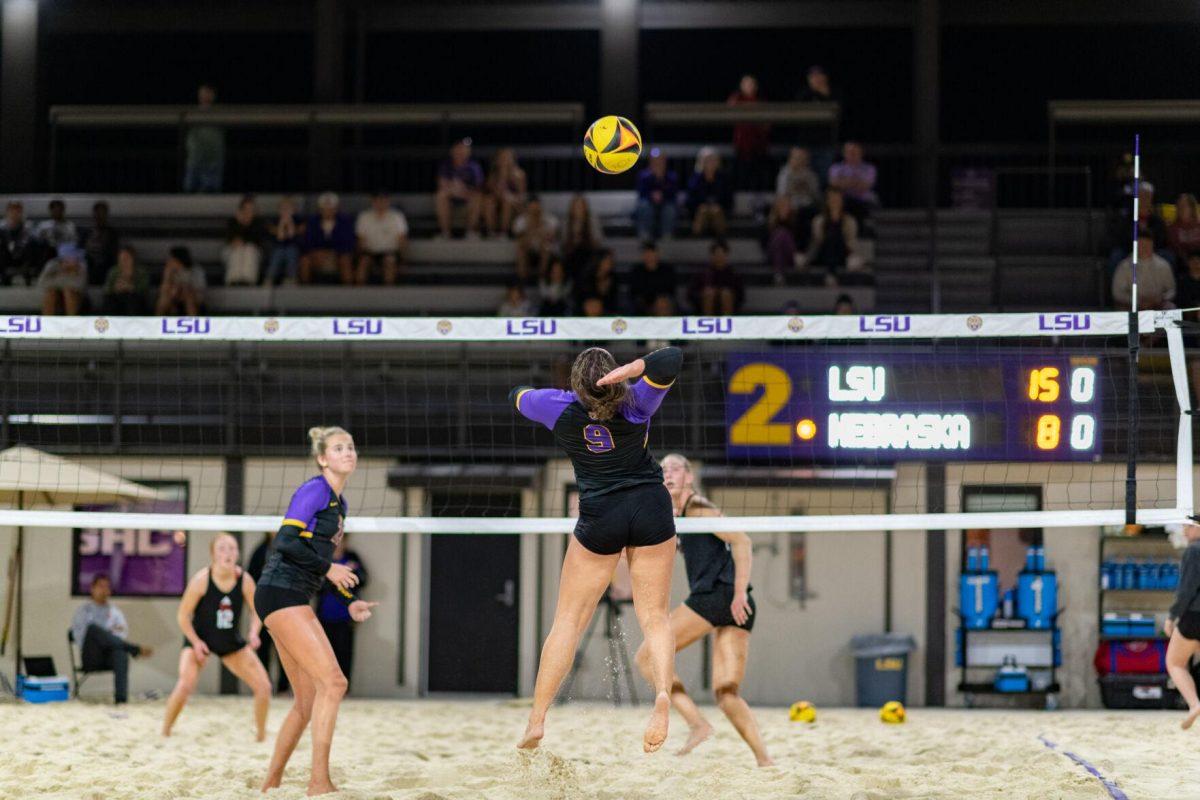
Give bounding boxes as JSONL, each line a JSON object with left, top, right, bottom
{"left": 629, "top": 241, "right": 677, "bottom": 315}
{"left": 727, "top": 74, "right": 770, "bottom": 183}
{"left": 155, "top": 246, "right": 206, "bottom": 316}
{"left": 435, "top": 138, "right": 484, "bottom": 239}
{"left": 776, "top": 146, "right": 821, "bottom": 249}
{"left": 766, "top": 195, "right": 798, "bottom": 279}
{"left": 797, "top": 64, "right": 837, "bottom": 103}
{"left": 1112, "top": 231, "right": 1175, "bottom": 310}
{"left": 687, "top": 147, "right": 733, "bottom": 237}
{"left": 828, "top": 142, "right": 879, "bottom": 219}
{"left": 223, "top": 195, "right": 265, "bottom": 286}
{"left": 71, "top": 574, "right": 153, "bottom": 704}
{"left": 36, "top": 199, "right": 78, "bottom": 263}
{"left": 513, "top": 195, "right": 559, "bottom": 282}
{"left": 37, "top": 243, "right": 89, "bottom": 316}
{"left": 263, "top": 196, "right": 304, "bottom": 286}
{"left": 634, "top": 148, "right": 679, "bottom": 242}
{"left": 82, "top": 201, "right": 119, "bottom": 286}
{"left": 102, "top": 245, "right": 150, "bottom": 315}
{"left": 355, "top": 190, "right": 408, "bottom": 286}
{"left": 580, "top": 295, "right": 606, "bottom": 317}
{"left": 498, "top": 283, "right": 534, "bottom": 317}
{"left": 833, "top": 293, "right": 857, "bottom": 315}
{"left": 576, "top": 249, "right": 619, "bottom": 313}
{"left": 300, "top": 192, "right": 355, "bottom": 285}
{"left": 538, "top": 257, "right": 573, "bottom": 316}
{"left": 483, "top": 147, "right": 527, "bottom": 238}
{"left": 1176, "top": 251, "right": 1200, "bottom": 315}
{"left": 801, "top": 188, "right": 864, "bottom": 282}
{"left": 689, "top": 240, "right": 744, "bottom": 316}
{"left": 1169, "top": 193, "right": 1200, "bottom": 264}
{"left": 561, "top": 193, "right": 603, "bottom": 278}
{"left": 1107, "top": 181, "right": 1168, "bottom": 268}
{"left": 1, "top": 201, "right": 38, "bottom": 286}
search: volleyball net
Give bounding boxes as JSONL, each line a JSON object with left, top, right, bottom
{"left": 0, "top": 310, "right": 1192, "bottom": 535}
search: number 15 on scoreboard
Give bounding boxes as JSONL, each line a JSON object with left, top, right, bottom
{"left": 1026, "top": 364, "right": 1097, "bottom": 452}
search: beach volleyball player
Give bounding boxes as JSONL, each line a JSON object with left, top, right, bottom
{"left": 1165, "top": 522, "right": 1200, "bottom": 730}
{"left": 255, "top": 426, "right": 378, "bottom": 796}
{"left": 637, "top": 454, "right": 773, "bottom": 766}
{"left": 162, "top": 532, "right": 272, "bottom": 741}
{"left": 510, "top": 346, "right": 683, "bottom": 752}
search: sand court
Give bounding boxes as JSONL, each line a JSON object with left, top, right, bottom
{"left": 3, "top": 698, "right": 1199, "bottom": 799}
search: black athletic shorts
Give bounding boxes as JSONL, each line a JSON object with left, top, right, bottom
{"left": 1178, "top": 611, "right": 1200, "bottom": 641}
{"left": 574, "top": 482, "right": 676, "bottom": 556}
{"left": 254, "top": 585, "right": 312, "bottom": 625}
{"left": 182, "top": 635, "right": 247, "bottom": 658}
{"left": 685, "top": 584, "right": 756, "bottom": 632}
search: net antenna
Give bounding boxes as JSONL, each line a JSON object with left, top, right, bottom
{"left": 1125, "top": 133, "right": 1141, "bottom": 525}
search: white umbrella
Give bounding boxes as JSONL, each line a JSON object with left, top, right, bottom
{"left": 0, "top": 446, "right": 166, "bottom": 691}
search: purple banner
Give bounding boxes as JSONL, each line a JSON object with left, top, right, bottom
{"left": 71, "top": 483, "right": 189, "bottom": 597}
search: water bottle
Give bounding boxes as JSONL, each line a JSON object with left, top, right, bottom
{"left": 1122, "top": 559, "right": 1137, "bottom": 591}
{"left": 1035, "top": 546, "right": 1046, "bottom": 572}
{"left": 1025, "top": 547, "right": 1037, "bottom": 572}
{"left": 1100, "top": 561, "right": 1112, "bottom": 590}
{"left": 1002, "top": 589, "right": 1015, "bottom": 619}
{"left": 980, "top": 546, "right": 991, "bottom": 571}
{"left": 967, "top": 547, "right": 979, "bottom": 573}
{"left": 1136, "top": 561, "right": 1148, "bottom": 590}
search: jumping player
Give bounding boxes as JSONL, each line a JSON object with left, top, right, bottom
{"left": 255, "top": 426, "right": 378, "bottom": 796}
{"left": 636, "top": 453, "right": 773, "bottom": 766}
{"left": 162, "top": 532, "right": 272, "bottom": 740}
{"left": 511, "top": 346, "right": 682, "bottom": 753}
{"left": 1166, "top": 521, "right": 1200, "bottom": 730}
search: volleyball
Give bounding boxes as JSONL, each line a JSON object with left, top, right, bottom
{"left": 582, "top": 115, "right": 643, "bottom": 174}
{"left": 789, "top": 700, "right": 817, "bottom": 723}
{"left": 879, "top": 701, "right": 907, "bottom": 724}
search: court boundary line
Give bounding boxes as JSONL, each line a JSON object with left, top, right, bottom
{"left": 1038, "top": 734, "right": 1129, "bottom": 800}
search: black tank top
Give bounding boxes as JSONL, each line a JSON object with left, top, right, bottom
{"left": 677, "top": 493, "right": 737, "bottom": 594}
{"left": 192, "top": 569, "right": 247, "bottom": 655}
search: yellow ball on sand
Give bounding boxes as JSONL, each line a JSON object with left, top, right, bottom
{"left": 583, "top": 115, "right": 643, "bottom": 175}
{"left": 788, "top": 700, "right": 817, "bottom": 723}
{"left": 879, "top": 701, "right": 906, "bottom": 724}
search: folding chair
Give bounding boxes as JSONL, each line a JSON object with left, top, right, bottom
{"left": 67, "top": 629, "right": 110, "bottom": 698}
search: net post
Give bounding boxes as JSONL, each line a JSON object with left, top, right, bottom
{"left": 1124, "top": 134, "right": 1141, "bottom": 526}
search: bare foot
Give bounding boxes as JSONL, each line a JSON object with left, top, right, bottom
{"left": 1183, "top": 707, "right": 1200, "bottom": 730}
{"left": 256, "top": 730, "right": 267, "bottom": 743}
{"left": 756, "top": 755, "right": 776, "bottom": 767}
{"left": 675, "top": 721, "right": 713, "bottom": 756}
{"left": 306, "top": 779, "right": 337, "bottom": 796}
{"left": 517, "top": 719, "right": 544, "bottom": 750}
{"left": 260, "top": 774, "right": 282, "bottom": 793}
{"left": 644, "top": 692, "right": 670, "bottom": 753}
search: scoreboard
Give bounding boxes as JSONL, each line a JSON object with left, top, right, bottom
{"left": 724, "top": 351, "right": 1101, "bottom": 461}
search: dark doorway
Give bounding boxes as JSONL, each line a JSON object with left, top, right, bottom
{"left": 427, "top": 490, "right": 521, "bottom": 693}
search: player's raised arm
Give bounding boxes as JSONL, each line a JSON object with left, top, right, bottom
{"left": 601, "top": 346, "right": 683, "bottom": 422}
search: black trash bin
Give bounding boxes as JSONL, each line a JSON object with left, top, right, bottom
{"left": 851, "top": 633, "right": 916, "bottom": 707}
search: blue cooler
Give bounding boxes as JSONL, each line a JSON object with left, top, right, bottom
{"left": 17, "top": 675, "right": 70, "bottom": 703}
{"left": 960, "top": 572, "right": 999, "bottom": 629}
{"left": 1017, "top": 571, "right": 1057, "bottom": 629}
{"left": 994, "top": 658, "right": 1031, "bottom": 693}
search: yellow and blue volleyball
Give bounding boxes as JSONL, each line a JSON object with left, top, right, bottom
{"left": 583, "top": 115, "right": 642, "bottom": 174}
{"left": 879, "top": 701, "right": 906, "bottom": 724}
{"left": 789, "top": 700, "right": 817, "bottom": 723}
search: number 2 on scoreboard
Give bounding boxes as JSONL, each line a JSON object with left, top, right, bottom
{"left": 728, "top": 363, "right": 793, "bottom": 445}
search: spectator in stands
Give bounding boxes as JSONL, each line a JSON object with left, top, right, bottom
{"left": 71, "top": 574, "right": 153, "bottom": 704}
{"left": 37, "top": 243, "right": 88, "bottom": 316}
{"left": 687, "top": 147, "right": 733, "bottom": 238}
{"left": 483, "top": 148, "right": 527, "bottom": 238}
{"left": 727, "top": 74, "right": 770, "bottom": 184}
{"left": 184, "top": 84, "right": 225, "bottom": 193}
{"left": 513, "top": 195, "right": 560, "bottom": 283}
{"left": 155, "top": 245, "right": 206, "bottom": 316}
{"left": 1112, "top": 231, "right": 1175, "bottom": 311}
{"left": 102, "top": 245, "right": 150, "bottom": 315}
{"left": 833, "top": 293, "right": 856, "bottom": 315}
{"left": 797, "top": 65, "right": 837, "bottom": 104}
{"left": 36, "top": 199, "right": 78, "bottom": 260}
{"left": 498, "top": 283, "right": 534, "bottom": 317}
{"left": 634, "top": 148, "right": 679, "bottom": 242}
{"left": 1169, "top": 194, "right": 1200, "bottom": 265}
{"left": 263, "top": 196, "right": 304, "bottom": 286}
{"left": 223, "top": 195, "right": 265, "bottom": 286}
{"left": 538, "top": 256, "right": 573, "bottom": 316}
{"left": 828, "top": 142, "right": 879, "bottom": 219}
{"left": 580, "top": 296, "right": 606, "bottom": 317}
{"left": 561, "top": 194, "right": 603, "bottom": 278}
{"left": 300, "top": 192, "right": 355, "bottom": 285}
{"left": 435, "top": 138, "right": 484, "bottom": 239}
{"left": 1107, "top": 182, "right": 1168, "bottom": 269}
{"left": 355, "top": 191, "right": 409, "bottom": 286}
{"left": 1176, "top": 251, "right": 1200, "bottom": 315}
{"left": 83, "top": 201, "right": 119, "bottom": 286}
{"left": 1, "top": 201, "right": 38, "bottom": 286}
{"left": 689, "top": 240, "right": 744, "bottom": 316}
{"left": 776, "top": 146, "right": 820, "bottom": 249}
{"left": 575, "top": 249, "right": 619, "bottom": 314}
{"left": 765, "top": 195, "right": 798, "bottom": 280}
{"left": 629, "top": 241, "right": 677, "bottom": 315}
{"left": 801, "top": 187, "right": 863, "bottom": 283}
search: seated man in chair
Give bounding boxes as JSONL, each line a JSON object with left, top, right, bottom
{"left": 70, "top": 574, "right": 153, "bottom": 703}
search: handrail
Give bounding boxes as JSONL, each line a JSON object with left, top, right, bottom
{"left": 1048, "top": 99, "right": 1200, "bottom": 125}
{"left": 644, "top": 101, "right": 839, "bottom": 127}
